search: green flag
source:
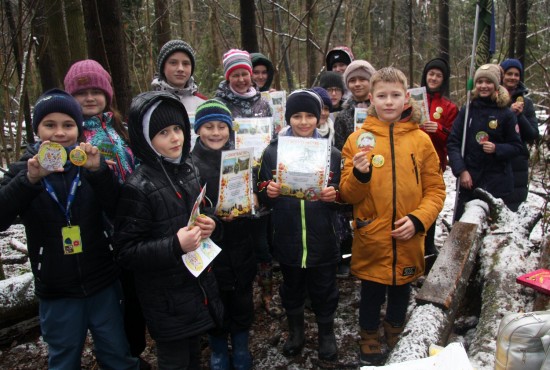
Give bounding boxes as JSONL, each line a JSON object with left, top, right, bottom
{"left": 475, "top": 0, "right": 496, "bottom": 69}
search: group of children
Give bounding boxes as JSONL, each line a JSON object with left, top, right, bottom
{"left": 0, "top": 36, "right": 534, "bottom": 369}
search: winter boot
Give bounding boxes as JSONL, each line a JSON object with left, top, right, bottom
{"left": 317, "top": 321, "right": 337, "bottom": 361}
{"left": 383, "top": 320, "right": 404, "bottom": 350}
{"left": 208, "top": 334, "right": 230, "bottom": 370}
{"left": 282, "top": 312, "right": 305, "bottom": 357}
{"left": 258, "top": 262, "right": 284, "bottom": 317}
{"left": 230, "top": 330, "right": 253, "bottom": 370}
{"left": 359, "top": 329, "right": 384, "bottom": 366}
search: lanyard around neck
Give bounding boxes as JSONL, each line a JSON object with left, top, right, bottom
{"left": 42, "top": 167, "right": 81, "bottom": 225}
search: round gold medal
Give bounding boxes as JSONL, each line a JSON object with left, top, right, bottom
{"left": 435, "top": 106, "right": 443, "bottom": 113}
{"left": 69, "top": 147, "right": 87, "bottom": 166}
{"left": 372, "top": 154, "right": 385, "bottom": 168}
{"left": 280, "top": 184, "right": 291, "bottom": 195}
{"left": 433, "top": 112, "right": 441, "bottom": 120}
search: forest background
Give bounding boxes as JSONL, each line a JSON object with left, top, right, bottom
{"left": 0, "top": 0, "right": 549, "bottom": 169}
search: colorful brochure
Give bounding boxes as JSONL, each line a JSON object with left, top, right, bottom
{"left": 516, "top": 268, "right": 550, "bottom": 295}
{"left": 275, "top": 136, "right": 331, "bottom": 201}
{"left": 261, "top": 90, "right": 287, "bottom": 134}
{"left": 216, "top": 149, "right": 255, "bottom": 217}
{"left": 234, "top": 117, "right": 272, "bottom": 166}
{"left": 408, "top": 86, "right": 430, "bottom": 124}
{"left": 354, "top": 107, "right": 368, "bottom": 131}
{"left": 182, "top": 185, "right": 221, "bottom": 277}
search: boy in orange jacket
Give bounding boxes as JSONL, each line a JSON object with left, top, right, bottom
{"left": 339, "top": 67, "right": 446, "bottom": 365}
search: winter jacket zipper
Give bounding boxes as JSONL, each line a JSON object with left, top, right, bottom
{"left": 390, "top": 123, "right": 397, "bottom": 285}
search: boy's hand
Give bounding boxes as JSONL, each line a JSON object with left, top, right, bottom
{"left": 391, "top": 216, "right": 415, "bottom": 241}
{"left": 194, "top": 214, "right": 216, "bottom": 239}
{"left": 319, "top": 186, "right": 336, "bottom": 202}
{"left": 422, "top": 121, "right": 438, "bottom": 133}
{"left": 459, "top": 170, "right": 473, "bottom": 190}
{"left": 352, "top": 151, "right": 371, "bottom": 173}
{"left": 267, "top": 181, "right": 281, "bottom": 198}
{"left": 481, "top": 141, "right": 496, "bottom": 154}
{"left": 27, "top": 155, "right": 53, "bottom": 184}
{"left": 177, "top": 226, "right": 202, "bottom": 252}
{"left": 79, "top": 142, "right": 101, "bottom": 171}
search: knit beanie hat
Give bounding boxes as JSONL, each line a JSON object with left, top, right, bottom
{"left": 421, "top": 57, "right": 451, "bottom": 95}
{"left": 344, "top": 60, "right": 376, "bottom": 85}
{"left": 500, "top": 58, "right": 524, "bottom": 81}
{"left": 319, "top": 71, "right": 345, "bottom": 91}
{"left": 148, "top": 101, "right": 186, "bottom": 140}
{"left": 32, "top": 89, "right": 83, "bottom": 135}
{"left": 311, "top": 87, "right": 332, "bottom": 110}
{"left": 157, "top": 40, "right": 196, "bottom": 80}
{"left": 285, "top": 89, "right": 323, "bottom": 125}
{"left": 474, "top": 64, "right": 501, "bottom": 88}
{"left": 223, "top": 49, "right": 253, "bottom": 81}
{"left": 325, "top": 46, "right": 354, "bottom": 71}
{"left": 194, "top": 99, "right": 233, "bottom": 133}
{"left": 64, "top": 59, "right": 113, "bottom": 104}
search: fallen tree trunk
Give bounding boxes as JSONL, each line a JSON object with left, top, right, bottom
{"left": 467, "top": 190, "right": 543, "bottom": 369}
{"left": 0, "top": 272, "right": 38, "bottom": 330}
{"left": 387, "top": 200, "right": 489, "bottom": 364}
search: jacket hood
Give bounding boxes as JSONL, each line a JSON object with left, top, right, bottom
{"left": 325, "top": 46, "right": 354, "bottom": 70}
{"left": 250, "top": 52, "right": 274, "bottom": 92}
{"left": 472, "top": 85, "right": 511, "bottom": 108}
{"left": 365, "top": 98, "right": 423, "bottom": 124}
{"left": 421, "top": 57, "right": 451, "bottom": 96}
{"left": 128, "top": 91, "right": 191, "bottom": 166}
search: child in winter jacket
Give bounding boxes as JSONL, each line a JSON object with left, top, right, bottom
{"left": 339, "top": 67, "right": 446, "bottom": 365}
{"left": 419, "top": 57, "right": 459, "bottom": 272}
{"left": 65, "top": 59, "right": 135, "bottom": 183}
{"left": 258, "top": 89, "right": 342, "bottom": 361}
{"left": 0, "top": 89, "right": 138, "bottom": 369}
{"left": 114, "top": 91, "right": 222, "bottom": 369}
{"left": 447, "top": 63, "right": 523, "bottom": 221}
{"left": 191, "top": 99, "right": 256, "bottom": 370}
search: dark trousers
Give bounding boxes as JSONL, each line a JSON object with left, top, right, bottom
{"left": 359, "top": 280, "right": 411, "bottom": 331}
{"left": 211, "top": 281, "right": 255, "bottom": 335}
{"left": 156, "top": 336, "right": 200, "bottom": 370}
{"left": 279, "top": 263, "right": 339, "bottom": 322}
{"left": 121, "top": 269, "right": 147, "bottom": 357}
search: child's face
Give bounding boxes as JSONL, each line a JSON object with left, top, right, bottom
{"left": 426, "top": 69, "right": 444, "bottom": 91}
{"left": 164, "top": 52, "right": 192, "bottom": 88}
{"left": 502, "top": 68, "right": 520, "bottom": 91}
{"left": 475, "top": 77, "right": 496, "bottom": 98}
{"left": 73, "top": 89, "right": 107, "bottom": 117}
{"left": 369, "top": 82, "right": 409, "bottom": 123}
{"left": 290, "top": 112, "right": 317, "bottom": 137}
{"left": 151, "top": 125, "right": 184, "bottom": 159}
{"left": 228, "top": 68, "right": 253, "bottom": 94}
{"left": 326, "top": 87, "right": 343, "bottom": 108}
{"left": 198, "top": 121, "right": 230, "bottom": 150}
{"left": 348, "top": 76, "right": 370, "bottom": 101}
{"left": 332, "top": 62, "right": 348, "bottom": 74}
{"left": 252, "top": 65, "right": 268, "bottom": 88}
{"left": 37, "top": 112, "right": 79, "bottom": 147}
{"left": 318, "top": 106, "right": 330, "bottom": 127}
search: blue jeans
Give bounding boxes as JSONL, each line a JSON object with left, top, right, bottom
{"left": 39, "top": 281, "right": 138, "bottom": 370}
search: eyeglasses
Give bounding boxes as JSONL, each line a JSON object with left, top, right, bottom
{"left": 326, "top": 88, "right": 342, "bottom": 94}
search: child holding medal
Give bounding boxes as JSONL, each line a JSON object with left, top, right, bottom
{"left": 258, "top": 89, "right": 342, "bottom": 362}
{"left": 0, "top": 89, "right": 138, "bottom": 369}
{"left": 447, "top": 63, "right": 523, "bottom": 221}
{"left": 339, "top": 67, "right": 445, "bottom": 365}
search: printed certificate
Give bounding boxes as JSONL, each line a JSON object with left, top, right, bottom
{"left": 234, "top": 117, "right": 272, "bottom": 166}
{"left": 275, "top": 136, "right": 331, "bottom": 201}
{"left": 182, "top": 185, "right": 221, "bottom": 277}
{"left": 261, "top": 90, "right": 287, "bottom": 134}
{"left": 354, "top": 107, "right": 368, "bottom": 131}
{"left": 216, "top": 149, "right": 255, "bottom": 217}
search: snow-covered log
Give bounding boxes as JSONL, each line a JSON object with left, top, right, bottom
{"left": 0, "top": 272, "right": 37, "bottom": 329}
{"left": 9, "top": 238, "right": 28, "bottom": 255}
{"left": 467, "top": 190, "right": 543, "bottom": 369}
{"left": 387, "top": 200, "right": 489, "bottom": 364}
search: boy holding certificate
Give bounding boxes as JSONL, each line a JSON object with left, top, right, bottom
{"left": 191, "top": 99, "right": 257, "bottom": 370}
{"left": 258, "top": 89, "right": 342, "bottom": 362}
{"left": 339, "top": 67, "right": 446, "bottom": 365}
{"left": 114, "top": 91, "right": 222, "bottom": 369}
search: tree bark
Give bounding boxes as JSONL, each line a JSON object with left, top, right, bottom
{"left": 438, "top": 0, "right": 450, "bottom": 62}
{"left": 386, "top": 0, "right": 396, "bottom": 66}
{"left": 32, "top": 0, "right": 60, "bottom": 91}
{"left": 82, "top": 0, "right": 132, "bottom": 118}
{"left": 44, "top": 0, "right": 70, "bottom": 81}
{"left": 508, "top": 0, "right": 517, "bottom": 58}
{"left": 306, "top": 0, "right": 317, "bottom": 86}
{"left": 154, "top": 0, "right": 171, "bottom": 48}
{"left": 240, "top": 0, "right": 258, "bottom": 52}
{"left": 64, "top": 0, "right": 87, "bottom": 63}
{"left": 515, "top": 0, "right": 528, "bottom": 65}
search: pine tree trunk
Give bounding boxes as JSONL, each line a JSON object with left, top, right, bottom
{"left": 240, "top": 0, "right": 258, "bottom": 52}
{"left": 515, "top": 0, "right": 528, "bottom": 65}
{"left": 508, "top": 0, "right": 517, "bottom": 57}
{"left": 306, "top": 0, "right": 317, "bottom": 86}
{"left": 438, "top": 0, "right": 450, "bottom": 62}
{"left": 64, "top": 0, "right": 87, "bottom": 62}
{"left": 154, "top": 0, "right": 171, "bottom": 48}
